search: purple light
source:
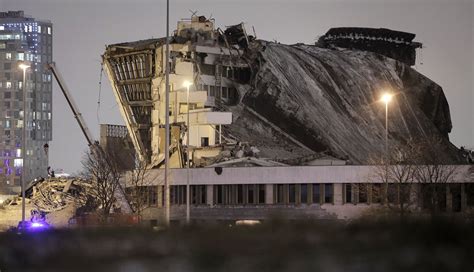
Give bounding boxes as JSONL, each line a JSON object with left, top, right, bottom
{"left": 31, "top": 222, "right": 44, "bottom": 228}
{"left": 18, "top": 220, "right": 51, "bottom": 232}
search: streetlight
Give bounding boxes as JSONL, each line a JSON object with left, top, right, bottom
{"left": 380, "top": 92, "right": 393, "bottom": 162}
{"left": 380, "top": 92, "right": 392, "bottom": 204}
{"left": 183, "top": 80, "right": 193, "bottom": 224}
{"left": 19, "top": 63, "right": 30, "bottom": 224}
{"left": 164, "top": 0, "right": 170, "bottom": 226}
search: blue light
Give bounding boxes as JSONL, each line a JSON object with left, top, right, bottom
{"left": 31, "top": 222, "right": 44, "bottom": 228}
{"left": 18, "top": 220, "right": 51, "bottom": 232}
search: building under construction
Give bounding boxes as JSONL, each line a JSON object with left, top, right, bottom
{"left": 102, "top": 16, "right": 474, "bottom": 222}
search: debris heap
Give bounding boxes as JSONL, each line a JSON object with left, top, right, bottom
{"left": 27, "top": 177, "right": 92, "bottom": 213}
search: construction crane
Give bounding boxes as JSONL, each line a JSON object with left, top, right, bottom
{"left": 46, "top": 62, "right": 132, "bottom": 213}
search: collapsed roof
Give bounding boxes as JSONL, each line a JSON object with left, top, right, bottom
{"left": 102, "top": 16, "right": 463, "bottom": 167}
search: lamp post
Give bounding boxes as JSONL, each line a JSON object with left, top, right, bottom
{"left": 164, "top": 0, "right": 170, "bottom": 226}
{"left": 380, "top": 92, "right": 392, "bottom": 204}
{"left": 19, "top": 63, "right": 30, "bottom": 224}
{"left": 183, "top": 81, "right": 193, "bottom": 224}
{"left": 381, "top": 93, "right": 393, "bottom": 162}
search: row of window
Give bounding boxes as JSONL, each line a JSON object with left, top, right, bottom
{"left": 199, "top": 64, "right": 251, "bottom": 83}
{"left": 2, "top": 110, "right": 52, "bottom": 121}
{"left": 1, "top": 52, "right": 51, "bottom": 64}
{"left": 275, "top": 184, "right": 334, "bottom": 204}
{"left": 197, "top": 84, "right": 238, "bottom": 101}
{"left": 1, "top": 80, "right": 51, "bottom": 91}
{"left": 119, "top": 184, "right": 474, "bottom": 210}
{"left": 0, "top": 34, "right": 21, "bottom": 41}
{"left": 171, "top": 185, "right": 207, "bottom": 205}
{"left": 214, "top": 184, "right": 266, "bottom": 205}
{"left": 125, "top": 186, "right": 158, "bottom": 207}
{"left": 3, "top": 99, "right": 49, "bottom": 110}
{"left": 0, "top": 24, "right": 51, "bottom": 35}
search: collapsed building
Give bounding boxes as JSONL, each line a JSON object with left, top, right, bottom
{"left": 103, "top": 16, "right": 461, "bottom": 167}
{"left": 101, "top": 16, "right": 473, "bottom": 221}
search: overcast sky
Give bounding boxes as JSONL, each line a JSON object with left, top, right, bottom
{"left": 1, "top": 0, "right": 473, "bottom": 174}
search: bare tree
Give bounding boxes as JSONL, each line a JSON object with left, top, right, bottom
{"left": 370, "top": 137, "right": 459, "bottom": 217}
{"left": 369, "top": 143, "right": 418, "bottom": 218}
{"left": 126, "top": 159, "right": 153, "bottom": 217}
{"left": 81, "top": 148, "right": 122, "bottom": 220}
{"left": 412, "top": 136, "right": 457, "bottom": 216}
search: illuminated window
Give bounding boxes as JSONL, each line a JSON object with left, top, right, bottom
{"left": 17, "top": 53, "right": 24, "bottom": 61}
{"left": 0, "top": 43, "right": 5, "bottom": 49}
{"left": 16, "top": 149, "right": 21, "bottom": 157}
{"left": 6, "top": 82, "right": 11, "bottom": 89}
{"left": 13, "top": 158, "right": 23, "bottom": 167}
{"left": 47, "top": 27, "right": 51, "bottom": 35}
{"left": 28, "top": 25, "right": 32, "bottom": 32}
{"left": 37, "top": 25, "right": 41, "bottom": 33}
{"left": 5, "top": 52, "right": 11, "bottom": 60}
{"left": 0, "top": 26, "right": 4, "bottom": 30}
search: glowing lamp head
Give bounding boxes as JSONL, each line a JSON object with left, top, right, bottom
{"left": 183, "top": 81, "right": 193, "bottom": 88}
{"left": 381, "top": 93, "right": 393, "bottom": 104}
{"left": 19, "top": 64, "right": 30, "bottom": 71}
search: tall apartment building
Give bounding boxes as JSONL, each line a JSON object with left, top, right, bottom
{"left": 0, "top": 11, "right": 53, "bottom": 191}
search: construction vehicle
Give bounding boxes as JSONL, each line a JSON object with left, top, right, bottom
{"left": 46, "top": 62, "right": 132, "bottom": 214}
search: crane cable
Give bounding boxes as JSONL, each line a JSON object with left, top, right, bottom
{"left": 97, "top": 62, "right": 104, "bottom": 124}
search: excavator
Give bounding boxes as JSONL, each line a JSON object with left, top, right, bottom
{"left": 46, "top": 62, "right": 132, "bottom": 214}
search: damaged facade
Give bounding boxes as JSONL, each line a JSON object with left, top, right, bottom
{"left": 100, "top": 16, "right": 472, "bottom": 222}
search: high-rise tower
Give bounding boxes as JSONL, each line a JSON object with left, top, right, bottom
{"left": 0, "top": 11, "right": 53, "bottom": 192}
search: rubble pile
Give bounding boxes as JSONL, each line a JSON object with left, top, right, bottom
{"left": 27, "top": 178, "right": 91, "bottom": 213}
{"left": 0, "top": 178, "right": 94, "bottom": 230}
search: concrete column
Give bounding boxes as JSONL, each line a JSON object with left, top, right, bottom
{"left": 265, "top": 184, "right": 274, "bottom": 204}
{"left": 333, "top": 183, "right": 343, "bottom": 205}
{"left": 206, "top": 185, "right": 213, "bottom": 206}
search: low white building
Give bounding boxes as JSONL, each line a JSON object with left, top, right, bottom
{"left": 124, "top": 164, "right": 474, "bottom": 222}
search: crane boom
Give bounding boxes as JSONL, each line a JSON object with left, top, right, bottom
{"left": 47, "top": 62, "right": 95, "bottom": 147}
{"left": 46, "top": 62, "right": 132, "bottom": 214}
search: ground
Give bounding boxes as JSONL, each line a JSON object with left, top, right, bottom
{"left": 0, "top": 219, "right": 472, "bottom": 272}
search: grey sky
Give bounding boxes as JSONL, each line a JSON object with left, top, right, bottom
{"left": 1, "top": 0, "right": 473, "bottom": 174}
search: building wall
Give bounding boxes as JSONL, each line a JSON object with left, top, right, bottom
{"left": 0, "top": 11, "right": 53, "bottom": 188}
{"left": 128, "top": 165, "right": 474, "bottom": 222}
